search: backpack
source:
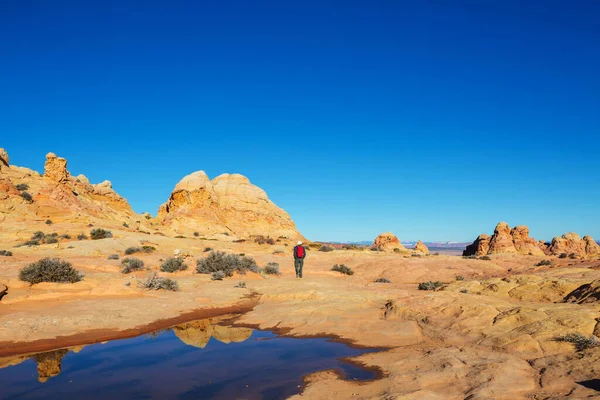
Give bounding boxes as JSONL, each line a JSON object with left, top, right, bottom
{"left": 296, "top": 245, "right": 305, "bottom": 258}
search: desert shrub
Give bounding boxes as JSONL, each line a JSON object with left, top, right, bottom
{"left": 263, "top": 262, "right": 280, "bottom": 275}
{"left": 15, "top": 183, "right": 29, "bottom": 191}
{"left": 559, "top": 253, "right": 568, "bottom": 259}
{"left": 19, "top": 258, "right": 83, "bottom": 284}
{"left": 124, "top": 247, "right": 138, "bottom": 255}
{"left": 569, "top": 253, "right": 577, "bottom": 259}
{"left": 193, "top": 232, "right": 199, "bottom": 237}
{"left": 45, "top": 236, "right": 59, "bottom": 244}
{"left": 479, "top": 255, "right": 491, "bottom": 261}
{"left": 460, "top": 289, "right": 468, "bottom": 294}
{"left": 418, "top": 281, "right": 443, "bottom": 291}
{"left": 456, "top": 275, "right": 465, "bottom": 281}
{"left": 59, "top": 234, "right": 71, "bottom": 239}
{"left": 555, "top": 333, "right": 599, "bottom": 351}
{"left": 124, "top": 246, "right": 156, "bottom": 255}
{"left": 161, "top": 257, "right": 188, "bottom": 273}
{"left": 211, "top": 271, "right": 225, "bottom": 281}
{"left": 20, "top": 192, "right": 33, "bottom": 202}
{"left": 393, "top": 248, "right": 401, "bottom": 253}
{"left": 331, "top": 264, "right": 354, "bottom": 275}
{"left": 204, "top": 247, "right": 213, "bottom": 252}
{"left": 90, "top": 228, "right": 112, "bottom": 240}
{"left": 45, "top": 219, "right": 53, "bottom": 225}
{"left": 374, "top": 278, "right": 391, "bottom": 283}
{"left": 235, "top": 281, "right": 247, "bottom": 288}
{"left": 32, "top": 231, "right": 45, "bottom": 240}
{"left": 123, "top": 222, "right": 129, "bottom": 228}
{"left": 341, "top": 244, "right": 360, "bottom": 250}
{"left": 22, "top": 239, "right": 40, "bottom": 247}
{"left": 0, "top": 250, "right": 13, "bottom": 256}
{"left": 319, "top": 245, "right": 335, "bottom": 252}
{"left": 108, "top": 254, "right": 120, "bottom": 260}
{"left": 411, "top": 253, "right": 421, "bottom": 257}
{"left": 196, "top": 251, "right": 258, "bottom": 276}
{"left": 77, "top": 233, "right": 88, "bottom": 240}
{"left": 121, "top": 257, "right": 145, "bottom": 274}
{"left": 138, "top": 272, "right": 179, "bottom": 291}
{"left": 308, "top": 243, "right": 321, "bottom": 249}
{"left": 370, "top": 246, "right": 380, "bottom": 252}
{"left": 536, "top": 260, "right": 553, "bottom": 267}
{"left": 462, "top": 255, "right": 477, "bottom": 259}
{"left": 254, "top": 235, "right": 275, "bottom": 245}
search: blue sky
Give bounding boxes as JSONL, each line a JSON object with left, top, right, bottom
{"left": 1, "top": 1, "right": 599, "bottom": 242}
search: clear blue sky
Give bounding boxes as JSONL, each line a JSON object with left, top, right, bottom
{"left": 1, "top": 1, "right": 599, "bottom": 242}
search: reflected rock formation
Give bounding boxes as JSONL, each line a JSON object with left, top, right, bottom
{"left": 173, "top": 319, "right": 253, "bottom": 349}
{"left": 33, "top": 349, "right": 68, "bottom": 383}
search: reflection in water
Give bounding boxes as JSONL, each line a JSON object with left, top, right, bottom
{"left": 0, "top": 318, "right": 378, "bottom": 400}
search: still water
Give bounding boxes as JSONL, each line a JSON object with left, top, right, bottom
{"left": 0, "top": 319, "right": 378, "bottom": 399}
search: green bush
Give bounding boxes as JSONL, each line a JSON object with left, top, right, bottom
{"left": 204, "top": 247, "right": 213, "bottom": 252}
{"left": 319, "top": 245, "right": 335, "bottom": 252}
{"left": 418, "top": 281, "right": 443, "bottom": 291}
{"left": 374, "top": 278, "right": 391, "bottom": 283}
{"left": 45, "top": 236, "right": 59, "bottom": 244}
{"left": 331, "top": 264, "right": 353, "bottom": 275}
{"left": 456, "top": 275, "right": 465, "bottom": 281}
{"left": 20, "top": 192, "right": 33, "bottom": 202}
{"left": 569, "top": 253, "right": 577, "bottom": 259}
{"left": 196, "top": 251, "right": 258, "bottom": 277}
{"left": 15, "top": 183, "right": 29, "bottom": 191}
{"left": 77, "top": 233, "right": 88, "bottom": 240}
{"left": 32, "top": 231, "right": 45, "bottom": 240}
{"left": 161, "top": 257, "right": 188, "bottom": 273}
{"left": 254, "top": 235, "right": 275, "bottom": 245}
{"left": 138, "top": 272, "right": 179, "bottom": 291}
{"left": 536, "top": 260, "right": 552, "bottom": 267}
{"left": 235, "top": 281, "right": 247, "bottom": 288}
{"left": 559, "top": 253, "right": 568, "bottom": 259}
{"left": 90, "top": 228, "right": 112, "bottom": 240}
{"left": 19, "top": 258, "right": 83, "bottom": 284}
{"left": 263, "top": 262, "right": 280, "bottom": 275}
{"left": 59, "top": 234, "right": 71, "bottom": 239}
{"left": 22, "top": 239, "right": 40, "bottom": 247}
{"left": 0, "top": 250, "right": 13, "bottom": 256}
{"left": 45, "top": 219, "right": 53, "bottom": 225}
{"left": 124, "top": 246, "right": 156, "bottom": 255}
{"left": 479, "top": 255, "right": 491, "bottom": 261}
{"left": 108, "top": 254, "right": 120, "bottom": 260}
{"left": 121, "top": 257, "right": 145, "bottom": 274}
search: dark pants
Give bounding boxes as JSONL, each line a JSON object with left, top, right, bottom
{"left": 294, "top": 258, "right": 304, "bottom": 278}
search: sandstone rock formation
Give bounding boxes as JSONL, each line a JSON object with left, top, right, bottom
{"left": 549, "top": 233, "right": 600, "bottom": 258}
{"left": 464, "top": 223, "right": 545, "bottom": 256}
{"left": 414, "top": 240, "right": 429, "bottom": 254}
{"left": 372, "top": 232, "right": 406, "bottom": 252}
{"left": 0, "top": 149, "right": 134, "bottom": 224}
{"left": 157, "top": 171, "right": 304, "bottom": 240}
{"left": 0, "top": 148, "right": 8, "bottom": 168}
{"left": 564, "top": 280, "right": 600, "bottom": 304}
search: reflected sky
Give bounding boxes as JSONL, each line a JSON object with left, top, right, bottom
{"left": 0, "top": 320, "right": 377, "bottom": 399}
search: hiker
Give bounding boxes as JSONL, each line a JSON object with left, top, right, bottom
{"left": 293, "top": 241, "right": 306, "bottom": 278}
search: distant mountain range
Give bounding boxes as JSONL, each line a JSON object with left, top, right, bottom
{"left": 328, "top": 240, "right": 470, "bottom": 249}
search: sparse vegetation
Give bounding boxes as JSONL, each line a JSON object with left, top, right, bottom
{"left": 121, "top": 257, "right": 145, "bottom": 274}
{"left": 319, "top": 245, "right": 335, "bottom": 252}
{"left": 196, "top": 251, "right": 259, "bottom": 277}
{"left": 393, "top": 248, "right": 401, "bottom": 253}
{"left": 460, "top": 289, "right": 468, "bottom": 294}
{"left": 536, "top": 260, "right": 553, "bottom": 267}
{"left": 15, "top": 183, "right": 29, "bottom": 191}
{"left": 0, "top": 250, "right": 13, "bottom": 256}
{"left": 234, "top": 281, "right": 247, "bottom": 288}
{"left": 59, "top": 234, "right": 71, "bottom": 239}
{"left": 374, "top": 278, "right": 391, "bottom": 283}
{"left": 263, "top": 262, "right": 281, "bottom": 275}
{"left": 480, "top": 255, "right": 491, "bottom": 261}
{"left": 211, "top": 271, "right": 225, "bottom": 281}
{"left": 411, "top": 253, "right": 421, "bottom": 257}
{"left": 418, "top": 281, "right": 443, "bottom": 291}
{"left": 569, "top": 253, "right": 577, "bottom": 259}
{"left": 108, "top": 254, "right": 120, "bottom": 260}
{"left": 19, "top": 258, "right": 83, "bottom": 285}
{"left": 204, "top": 247, "right": 213, "bottom": 252}
{"left": 555, "top": 333, "right": 599, "bottom": 352}
{"left": 90, "top": 228, "right": 112, "bottom": 240}
{"left": 331, "top": 264, "right": 354, "bottom": 275}
{"left": 124, "top": 246, "right": 156, "bottom": 255}
{"left": 308, "top": 243, "right": 322, "bottom": 249}
{"left": 160, "top": 257, "right": 188, "bottom": 273}
{"left": 77, "top": 233, "right": 88, "bottom": 240}
{"left": 138, "top": 272, "right": 179, "bottom": 291}
{"left": 559, "top": 253, "right": 568, "bottom": 259}
{"left": 456, "top": 275, "right": 465, "bottom": 281}
{"left": 193, "top": 232, "right": 199, "bottom": 237}
{"left": 45, "top": 236, "right": 59, "bottom": 244}
{"left": 45, "top": 219, "right": 53, "bottom": 225}
{"left": 123, "top": 222, "right": 129, "bottom": 228}
{"left": 20, "top": 192, "right": 33, "bottom": 202}
{"left": 254, "top": 235, "right": 275, "bottom": 245}
{"left": 370, "top": 246, "right": 380, "bottom": 252}
{"left": 462, "top": 255, "right": 477, "bottom": 259}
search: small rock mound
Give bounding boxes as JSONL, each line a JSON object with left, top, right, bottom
{"left": 373, "top": 232, "right": 406, "bottom": 252}
{"left": 414, "top": 240, "right": 429, "bottom": 254}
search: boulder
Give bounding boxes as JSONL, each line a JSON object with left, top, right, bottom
{"left": 373, "top": 232, "right": 406, "bottom": 252}
{"left": 414, "top": 240, "right": 430, "bottom": 254}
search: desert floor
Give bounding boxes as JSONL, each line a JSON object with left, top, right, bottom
{"left": 1, "top": 226, "right": 600, "bottom": 399}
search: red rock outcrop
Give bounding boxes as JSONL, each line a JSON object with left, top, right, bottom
{"left": 549, "top": 233, "right": 600, "bottom": 258}
{"left": 414, "top": 240, "right": 430, "bottom": 254}
{"left": 373, "top": 232, "right": 406, "bottom": 252}
{"left": 464, "top": 223, "right": 544, "bottom": 256}
{"left": 157, "top": 171, "right": 304, "bottom": 240}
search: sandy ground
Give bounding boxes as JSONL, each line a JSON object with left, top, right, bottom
{"left": 2, "top": 224, "right": 600, "bottom": 399}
